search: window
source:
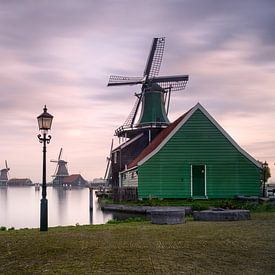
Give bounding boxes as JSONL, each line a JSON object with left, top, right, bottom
{"left": 114, "top": 151, "right": 117, "bottom": 164}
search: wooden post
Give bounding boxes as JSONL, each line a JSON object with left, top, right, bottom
{"left": 89, "top": 188, "right": 93, "bottom": 209}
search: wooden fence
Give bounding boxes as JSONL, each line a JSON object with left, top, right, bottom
{"left": 112, "top": 187, "right": 138, "bottom": 202}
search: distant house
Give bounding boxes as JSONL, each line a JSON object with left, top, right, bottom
{"left": 62, "top": 174, "right": 87, "bottom": 187}
{"left": 120, "top": 103, "right": 262, "bottom": 199}
{"left": 7, "top": 178, "right": 33, "bottom": 186}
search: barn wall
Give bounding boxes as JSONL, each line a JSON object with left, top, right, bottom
{"left": 111, "top": 129, "right": 163, "bottom": 187}
{"left": 138, "top": 109, "right": 261, "bottom": 199}
{"left": 121, "top": 170, "right": 138, "bottom": 187}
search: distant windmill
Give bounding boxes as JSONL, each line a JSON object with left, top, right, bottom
{"left": 107, "top": 37, "right": 189, "bottom": 138}
{"left": 51, "top": 148, "right": 69, "bottom": 186}
{"left": 0, "top": 160, "right": 10, "bottom": 186}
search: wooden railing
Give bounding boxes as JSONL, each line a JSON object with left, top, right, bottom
{"left": 112, "top": 187, "right": 138, "bottom": 202}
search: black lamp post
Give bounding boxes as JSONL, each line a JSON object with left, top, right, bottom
{"left": 37, "top": 105, "right": 53, "bottom": 231}
{"left": 262, "top": 161, "right": 268, "bottom": 198}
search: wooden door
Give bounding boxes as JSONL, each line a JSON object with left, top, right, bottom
{"left": 192, "top": 165, "right": 206, "bottom": 196}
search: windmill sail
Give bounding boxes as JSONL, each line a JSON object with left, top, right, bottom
{"left": 104, "top": 139, "right": 113, "bottom": 181}
{"left": 58, "top": 148, "right": 63, "bottom": 161}
{"left": 108, "top": 76, "right": 143, "bottom": 86}
{"left": 151, "top": 75, "right": 189, "bottom": 92}
{"left": 122, "top": 96, "right": 142, "bottom": 128}
{"left": 144, "top": 37, "right": 165, "bottom": 78}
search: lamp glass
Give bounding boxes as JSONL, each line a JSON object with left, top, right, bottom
{"left": 37, "top": 106, "right": 53, "bottom": 130}
{"left": 37, "top": 116, "right": 53, "bottom": 130}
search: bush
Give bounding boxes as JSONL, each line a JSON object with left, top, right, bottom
{"left": 191, "top": 203, "right": 208, "bottom": 211}
{"left": 0, "top": 226, "right": 7, "bottom": 231}
{"left": 219, "top": 200, "right": 240, "bottom": 209}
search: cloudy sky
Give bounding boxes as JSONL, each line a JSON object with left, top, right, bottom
{"left": 0, "top": 0, "right": 275, "bottom": 182}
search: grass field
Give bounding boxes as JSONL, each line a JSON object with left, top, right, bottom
{"left": 0, "top": 212, "right": 275, "bottom": 274}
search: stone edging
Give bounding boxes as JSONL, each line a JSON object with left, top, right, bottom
{"left": 101, "top": 204, "right": 192, "bottom": 215}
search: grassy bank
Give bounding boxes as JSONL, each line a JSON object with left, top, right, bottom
{"left": 102, "top": 197, "right": 275, "bottom": 212}
{"left": 0, "top": 213, "right": 275, "bottom": 274}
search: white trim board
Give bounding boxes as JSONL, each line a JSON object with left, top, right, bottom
{"left": 138, "top": 103, "right": 261, "bottom": 168}
{"left": 120, "top": 133, "right": 144, "bottom": 149}
{"left": 190, "top": 165, "right": 193, "bottom": 197}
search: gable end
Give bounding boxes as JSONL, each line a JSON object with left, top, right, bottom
{"left": 138, "top": 103, "right": 261, "bottom": 168}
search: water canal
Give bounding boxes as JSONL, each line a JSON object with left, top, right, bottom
{"left": 0, "top": 187, "right": 114, "bottom": 229}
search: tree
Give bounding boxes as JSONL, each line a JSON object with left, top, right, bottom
{"left": 259, "top": 161, "right": 271, "bottom": 197}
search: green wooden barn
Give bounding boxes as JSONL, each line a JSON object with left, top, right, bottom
{"left": 120, "top": 103, "right": 262, "bottom": 199}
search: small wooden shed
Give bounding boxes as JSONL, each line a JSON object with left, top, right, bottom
{"left": 121, "top": 103, "right": 262, "bottom": 199}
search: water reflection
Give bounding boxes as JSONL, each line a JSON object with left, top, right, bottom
{"left": 0, "top": 186, "right": 113, "bottom": 229}
{"left": 90, "top": 190, "right": 113, "bottom": 225}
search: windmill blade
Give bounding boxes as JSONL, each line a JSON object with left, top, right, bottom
{"left": 109, "top": 139, "right": 114, "bottom": 156}
{"left": 107, "top": 75, "right": 144, "bottom": 86}
{"left": 50, "top": 160, "right": 58, "bottom": 163}
{"left": 5, "top": 160, "right": 10, "bottom": 177}
{"left": 58, "top": 148, "right": 63, "bottom": 161}
{"left": 53, "top": 164, "right": 58, "bottom": 177}
{"left": 104, "top": 160, "right": 111, "bottom": 180}
{"left": 104, "top": 139, "right": 113, "bottom": 180}
{"left": 165, "top": 88, "right": 172, "bottom": 116}
{"left": 151, "top": 75, "right": 189, "bottom": 92}
{"left": 122, "top": 95, "right": 142, "bottom": 128}
{"left": 144, "top": 37, "right": 165, "bottom": 79}
{"left": 151, "top": 75, "right": 189, "bottom": 83}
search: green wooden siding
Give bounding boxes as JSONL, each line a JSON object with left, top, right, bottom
{"left": 138, "top": 109, "right": 261, "bottom": 199}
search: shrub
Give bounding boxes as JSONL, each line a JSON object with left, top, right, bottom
{"left": 144, "top": 197, "right": 161, "bottom": 206}
{"left": 191, "top": 203, "right": 208, "bottom": 211}
{"left": 219, "top": 200, "right": 240, "bottom": 209}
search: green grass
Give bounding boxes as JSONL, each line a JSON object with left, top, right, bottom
{"left": 0, "top": 213, "right": 275, "bottom": 274}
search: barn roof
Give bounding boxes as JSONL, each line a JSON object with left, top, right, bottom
{"left": 7, "top": 178, "right": 32, "bottom": 185}
{"left": 63, "top": 174, "right": 85, "bottom": 184}
{"left": 127, "top": 103, "right": 262, "bottom": 169}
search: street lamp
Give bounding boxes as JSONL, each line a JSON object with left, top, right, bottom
{"left": 262, "top": 161, "right": 268, "bottom": 198}
{"left": 37, "top": 105, "right": 53, "bottom": 231}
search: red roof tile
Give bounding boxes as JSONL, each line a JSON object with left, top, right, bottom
{"left": 128, "top": 108, "right": 193, "bottom": 169}
{"left": 63, "top": 174, "right": 83, "bottom": 184}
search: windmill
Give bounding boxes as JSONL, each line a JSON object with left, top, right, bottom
{"left": 0, "top": 160, "right": 10, "bottom": 186}
{"left": 107, "top": 37, "right": 189, "bottom": 138}
{"left": 51, "top": 148, "right": 69, "bottom": 186}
